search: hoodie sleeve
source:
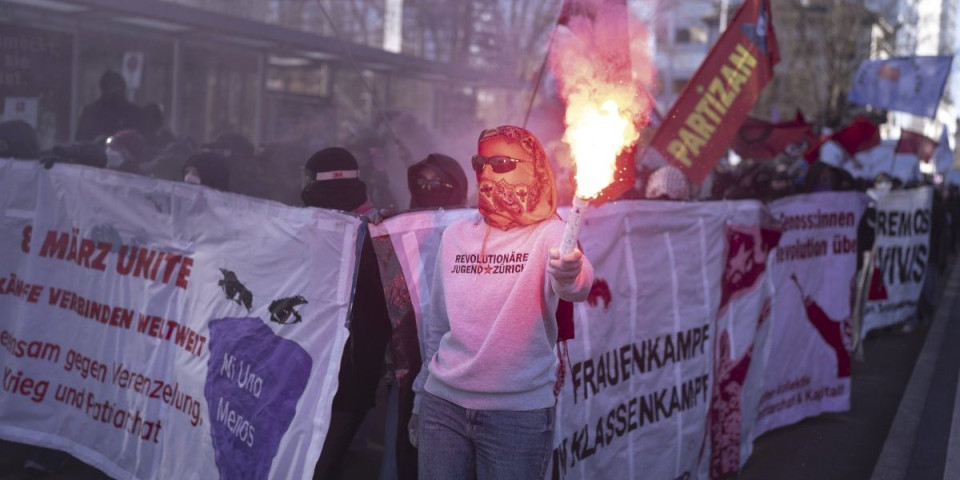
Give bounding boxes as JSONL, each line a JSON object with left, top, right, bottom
{"left": 550, "top": 251, "right": 595, "bottom": 303}
{"left": 411, "top": 239, "right": 451, "bottom": 414}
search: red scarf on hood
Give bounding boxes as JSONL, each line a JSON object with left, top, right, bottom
{"left": 476, "top": 126, "right": 557, "bottom": 230}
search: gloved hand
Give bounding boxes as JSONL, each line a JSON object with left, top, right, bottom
{"left": 547, "top": 247, "right": 583, "bottom": 286}
{"left": 40, "top": 157, "right": 57, "bottom": 169}
{"left": 408, "top": 413, "right": 419, "bottom": 448}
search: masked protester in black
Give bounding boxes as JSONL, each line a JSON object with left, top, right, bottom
{"left": 369, "top": 153, "right": 469, "bottom": 480}
{"left": 75, "top": 71, "right": 141, "bottom": 142}
{"left": 407, "top": 153, "right": 468, "bottom": 210}
{"left": 306, "top": 148, "right": 391, "bottom": 480}
{"left": 183, "top": 151, "right": 230, "bottom": 191}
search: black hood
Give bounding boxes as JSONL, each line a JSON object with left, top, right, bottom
{"left": 0, "top": 120, "right": 39, "bottom": 160}
{"left": 407, "top": 153, "right": 467, "bottom": 209}
{"left": 184, "top": 151, "right": 230, "bottom": 191}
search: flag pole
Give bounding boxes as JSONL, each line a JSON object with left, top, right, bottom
{"left": 522, "top": 30, "right": 558, "bottom": 128}
{"left": 887, "top": 145, "right": 896, "bottom": 176}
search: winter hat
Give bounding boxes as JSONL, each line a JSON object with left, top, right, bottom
{"left": 301, "top": 147, "right": 368, "bottom": 211}
{"left": 107, "top": 129, "right": 146, "bottom": 160}
{"left": 0, "top": 120, "right": 40, "bottom": 160}
{"left": 184, "top": 151, "right": 230, "bottom": 191}
{"left": 645, "top": 165, "right": 691, "bottom": 200}
{"left": 305, "top": 147, "right": 359, "bottom": 178}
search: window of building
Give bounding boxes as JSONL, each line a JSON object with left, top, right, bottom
{"left": 1, "top": 24, "right": 73, "bottom": 148}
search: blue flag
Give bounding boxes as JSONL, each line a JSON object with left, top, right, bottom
{"left": 847, "top": 55, "right": 953, "bottom": 118}
{"left": 934, "top": 127, "right": 955, "bottom": 174}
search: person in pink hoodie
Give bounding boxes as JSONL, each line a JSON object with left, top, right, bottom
{"left": 411, "top": 125, "right": 594, "bottom": 479}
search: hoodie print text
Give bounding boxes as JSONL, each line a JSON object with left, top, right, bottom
{"left": 450, "top": 251, "right": 531, "bottom": 275}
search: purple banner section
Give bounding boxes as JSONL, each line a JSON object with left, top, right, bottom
{"left": 204, "top": 317, "right": 312, "bottom": 479}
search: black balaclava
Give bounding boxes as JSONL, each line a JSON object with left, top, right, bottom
{"left": 301, "top": 147, "right": 368, "bottom": 211}
{"left": 407, "top": 153, "right": 467, "bottom": 209}
{"left": 99, "top": 70, "right": 127, "bottom": 105}
{"left": 0, "top": 120, "right": 40, "bottom": 160}
{"left": 184, "top": 151, "right": 230, "bottom": 191}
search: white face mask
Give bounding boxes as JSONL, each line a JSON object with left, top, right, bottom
{"left": 184, "top": 172, "right": 202, "bottom": 185}
{"left": 105, "top": 149, "right": 125, "bottom": 169}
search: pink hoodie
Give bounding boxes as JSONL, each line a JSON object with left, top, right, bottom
{"left": 415, "top": 215, "right": 594, "bottom": 411}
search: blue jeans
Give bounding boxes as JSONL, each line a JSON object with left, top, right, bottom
{"left": 418, "top": 392, "right": 555, "bottom": 480}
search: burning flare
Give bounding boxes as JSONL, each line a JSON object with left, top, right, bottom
{"left": 564, "top": 98, "right": 638, "bottom": 199}
{"left": 548, "top": 0, "right": 655, "bottom": 200}
{"left": 549, "top": 0, "right": 656, "bottom": 253}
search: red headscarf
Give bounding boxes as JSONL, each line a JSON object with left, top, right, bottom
{"left": 476, "top": 126, "right": 557, "bottom": 229}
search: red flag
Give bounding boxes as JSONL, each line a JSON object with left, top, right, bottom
{"left": 896, "top": 129, "right": 938, "bottom": 162}
{"left": 731, "top": 111, "right": 816, "bottom": 160}
{"left": 868, "top": 265, "right": 888, "bottom": 301}
{"left": 648, "top": 0, "right": 779, "bottom": 184}
{"left": 802, "top": 114, "right": 881, "bottom": 163}
{"left": 830, "top": 115, "right": 881, "bottom": 155}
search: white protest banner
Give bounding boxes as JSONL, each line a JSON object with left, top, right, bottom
{"left": 549, "top": 200, "right": 779, "bottom": 480}
{"left": 0, "top": 159, "right": 360, "bottom": 480}
{"left": 861, "top": 186, "right": 933, "bottom": 335}
{"left": 741, "top": 192, "right": 868, "bottom": 447}
{"left": 368, "top": 209, "right": 476, "bottom": 386}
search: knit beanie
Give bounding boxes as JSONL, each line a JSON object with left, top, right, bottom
{"left": 301, "top": 147, "right": 368, "bottom": 211}
{"left": 645, "top": 165, "right": 691, "bottom": 200}
{"left": 184, "top": 151, "right": 230, "bottom": 191}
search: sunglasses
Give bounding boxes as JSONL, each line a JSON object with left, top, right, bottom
{"left": 471, "top": 155, "right": 530, "bottom": 174}
{"left": 416, "top": 177, "right": 454, "bottom": 191}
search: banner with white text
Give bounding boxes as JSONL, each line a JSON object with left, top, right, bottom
{"left": 741, "top": 192, "right": 868, "bottom": 451}
{"left": 861, "top": 187, "right": 933, "bottom": 335}
{"left": 549, "top": 200, "right": 779, "bottom": 480}
{"left": 0, "top": 159, "right": 360, "bottom": 480}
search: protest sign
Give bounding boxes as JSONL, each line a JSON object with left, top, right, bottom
{"left": 545, "top": 200, "right": 777, "bottom": 480}
{"left": 861, "top": 187, "right": 933, "bottom": 335}
{"left": 742, "top": 192, "right": 868, "bottom": 448}
{"left": 0, "top": 159, "right": 359, "bottom": 480}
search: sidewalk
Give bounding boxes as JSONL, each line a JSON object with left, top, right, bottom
{"left": 874, "top": 260, "right": 960, "bottom": 480}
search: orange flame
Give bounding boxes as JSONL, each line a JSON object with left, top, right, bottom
{"left": 550, "top": 1, "right": 656, "bottom": 200}
{"left": 564, "top": 97, "right": 638, "bottom": 199}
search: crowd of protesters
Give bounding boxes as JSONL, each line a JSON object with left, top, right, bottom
{"left": 3, "top": 71, "right": 960, "bottom": 480}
